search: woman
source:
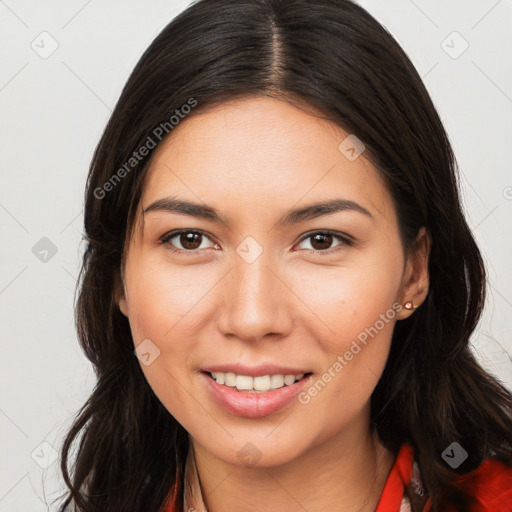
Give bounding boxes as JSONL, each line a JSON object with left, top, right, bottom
{"left": 57, "top": 0, "right": 512, "bottom": 511}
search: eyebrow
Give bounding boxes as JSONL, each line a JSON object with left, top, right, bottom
{"left": 142, "top": 196, "right": 374, "bottom": 226}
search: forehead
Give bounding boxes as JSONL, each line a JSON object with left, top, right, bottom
{"left": 139, "top": 97, "right": 395, "bottom": 228}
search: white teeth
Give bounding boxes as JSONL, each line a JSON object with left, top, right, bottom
{"left": 209, "top": 371, "right": 307, "bottom": 392}
{"left": 253, "top": 375, "right": 271, "bottom": 391}
{"left": 235, "top": 375, "right": 253, "bottom": 390}
{"left": 284, "top": 374, "right": 296, "bottom": 385}
{"left": 224, "top": 372, "right": 236, "bottom": 386}
{"left": 270, "top": 374, "right": 284, "bottom": 389}
{"left": 211, "top": 372, "right": 224, "bottom": 384}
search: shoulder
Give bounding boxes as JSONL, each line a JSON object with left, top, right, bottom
{"left": 394, "top": 444, "right": 512, "bottom": 512}
{"left": 452, "top": 456, "right": 512, "bottom": 511}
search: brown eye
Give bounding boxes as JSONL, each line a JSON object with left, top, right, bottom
{"left": 310, "top": 233, "right": 333, "bottom": 251}
{"left": 160, "top": 230, "right": 216, "bottom": 254}
{"left": 296, "top": 231, "right": 353, "bottom": 254}
{"left": 179, "top": 231, "right": 202, "bottom": 250}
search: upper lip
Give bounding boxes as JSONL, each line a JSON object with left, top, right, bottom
{"left": 202, "top": 363, "right": 312, "bottom": 377}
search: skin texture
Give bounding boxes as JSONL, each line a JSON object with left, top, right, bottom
{"left": 116, "top": 97, "right": 430, "bottom": 512}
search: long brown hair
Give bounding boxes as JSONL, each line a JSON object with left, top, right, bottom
{"left": 57, "top": 1, "right": 512, "bottom": 510}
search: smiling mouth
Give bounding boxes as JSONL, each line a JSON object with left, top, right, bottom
{"left": 204, "top": 371, "right": 313, "bottom": 393}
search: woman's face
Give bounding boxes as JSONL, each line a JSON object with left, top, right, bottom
{"left": 117, "top": 96, "right": 428, "bottom": 467}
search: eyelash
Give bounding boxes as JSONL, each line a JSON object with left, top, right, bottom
{"left": 159, "top": 229, "right": 354, "bottom": 256}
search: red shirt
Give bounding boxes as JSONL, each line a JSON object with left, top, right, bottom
{"left": 375, "top": 443, "right": 512, "bottom": 511}
{"left": 164, "top": 443, "right": 512, "bottom": 511}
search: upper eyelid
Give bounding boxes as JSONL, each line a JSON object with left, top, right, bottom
{"left": 160, "top": 229, "right": 216, "bottom": 245}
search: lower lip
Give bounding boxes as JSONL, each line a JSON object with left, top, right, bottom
{"left": 201, "top": 372, "right": 313, "bottom": 418}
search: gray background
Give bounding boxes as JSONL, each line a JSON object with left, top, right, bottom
{"left": 1, "top": 0, "right": 511, "bottom": 509}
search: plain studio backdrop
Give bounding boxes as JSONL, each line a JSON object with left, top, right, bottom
{"left": 0, "top": 0, "right": 511, "bottom": 510}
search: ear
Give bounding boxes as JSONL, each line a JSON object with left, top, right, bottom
{"left": 396, "top": 226, "right": 431, "bottom": 320}
{"left": 114, "top": 269, "right": 129, "bottom": 317}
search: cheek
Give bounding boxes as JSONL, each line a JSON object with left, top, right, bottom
{"left": 292, "top": 249, "right": 402, "bottom": 341}
{"left": 123, "top": 259, "right": 204, "bottom": 424}
{"left": 124, "top": 255, "right": 215, "bottom": 343}
{"left": 290, "top": 251, "right": 401, "bottom": 407}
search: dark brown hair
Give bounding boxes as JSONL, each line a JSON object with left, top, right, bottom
{"left": 57, "top": 1, "right": 512, "bottom": 511}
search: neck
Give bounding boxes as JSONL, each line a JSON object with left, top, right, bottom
{"left": 189, "top": 411, "right": 395, "bottom": 512}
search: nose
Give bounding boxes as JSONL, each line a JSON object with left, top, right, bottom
{"left": 216, "top": 250, "right": 294, "bottom": 343}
